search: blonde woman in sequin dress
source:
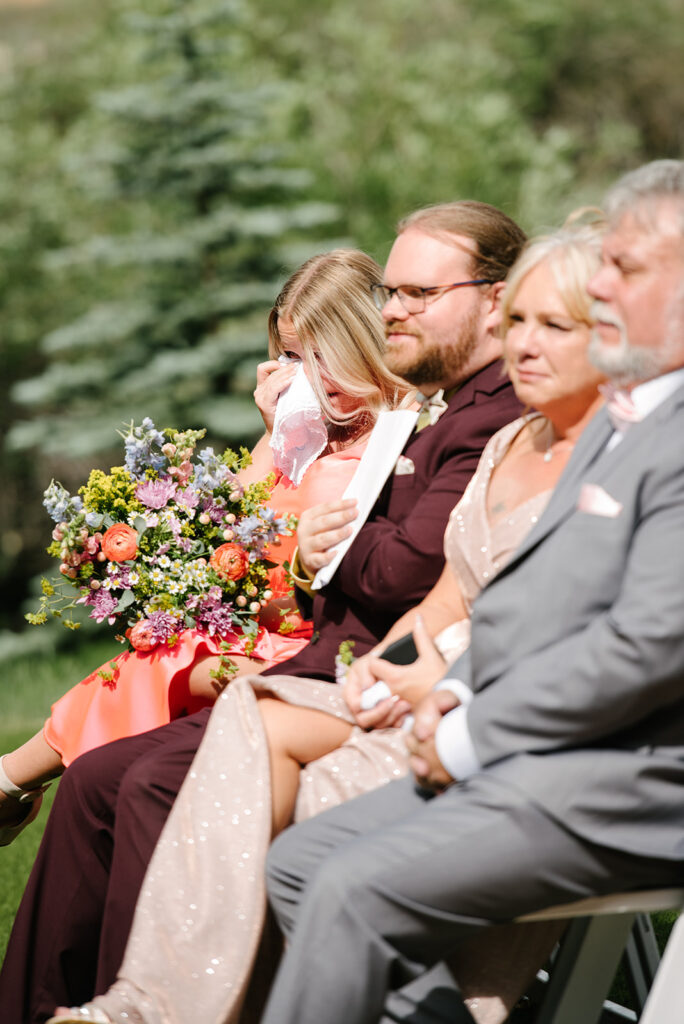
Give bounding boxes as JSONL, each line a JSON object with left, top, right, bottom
{"left": 52, "top": 221, "right": 608, "bottom": 1024}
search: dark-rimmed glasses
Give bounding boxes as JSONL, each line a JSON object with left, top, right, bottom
{"left": 370, "top": 279, "right": 490, "bottom": 314}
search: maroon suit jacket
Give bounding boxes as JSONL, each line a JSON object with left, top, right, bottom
{"left": 262, "top": 359, "right": 522, "bottom": 682}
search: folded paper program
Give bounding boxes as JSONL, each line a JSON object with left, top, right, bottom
{"left": 312, "top": 409, "right": 419, "bottom": 590}
{"left": 270, "top": 360, "right": 328, "bottom": 486}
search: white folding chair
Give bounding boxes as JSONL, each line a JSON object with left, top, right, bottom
{"left": 638, "top": 912, "right": 684, "bottom": 1024}
{"left": 516, "top": 888, "right": 684, "bottom": 1023}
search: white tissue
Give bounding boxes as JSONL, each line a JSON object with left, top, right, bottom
{"left": 359, "top": 681, "right": 392, "bottom": 710}
{"left": 269, "top": 357, "right": 328, "bottom": 486}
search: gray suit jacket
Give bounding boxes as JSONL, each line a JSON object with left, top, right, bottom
{"left": 448, "top": 381, "right": 684, "bottom": 862}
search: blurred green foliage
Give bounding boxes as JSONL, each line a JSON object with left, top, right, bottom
{"left": 8, "top": 0, "right": 339, "bottom": 460}
{"left": 252, "top": 0, "right": 683, "bottom": 253}
{"left": 1, "top": 0, "right": 683, "bottom": 635}
{"left": 0, "top": 636, "right": 118, "bottom": 956}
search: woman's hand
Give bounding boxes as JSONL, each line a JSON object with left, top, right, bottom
{"left": 343, "top": 651, "right": 412, "bottom": 731}
{"left": 296, "top": 500, "right": 358, "bottom": 574}
{"left": 343, "top": 615, "right": 447, "bottom": 731}
{"left": 253, "top": 359, "right": 298, "bottom": 433}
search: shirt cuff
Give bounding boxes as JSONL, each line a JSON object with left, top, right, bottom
{"left": 435, "top": 704, "right": 481, "bottom": 782}
{"left": 436, "top": 677, "right": 473, "bottom": 707}
{"left": 290, "top": 547, "right": 316, "bottom": 598}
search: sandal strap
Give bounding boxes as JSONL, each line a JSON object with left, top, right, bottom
{"left": 0, "top": 756, "right": 48, "bottom": 804}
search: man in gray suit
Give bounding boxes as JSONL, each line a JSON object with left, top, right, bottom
{"left": 260, "top": 159, "right": 684, "bottom": 1024}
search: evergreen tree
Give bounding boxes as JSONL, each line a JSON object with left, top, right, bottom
{"left": 8, "top": 0, "right": 336, "bottom": 460}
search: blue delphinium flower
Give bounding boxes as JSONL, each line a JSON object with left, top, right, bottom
{"left": 43, "top": 480, "right": 83, "bottom": 523}
{"left": 233, "top": 515, "right": 261, "bottom": 545}
{"left": 122, "top": 418, "right": 167, "bottom": 479}
{"left": 194, "top": 448, "right": 233, "bottom": 492}
{"left": 260, "top": 507, "right": 289, "bottom": 535}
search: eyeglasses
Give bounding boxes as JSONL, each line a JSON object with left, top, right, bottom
{"left": 370, "top": 279, "right": 490, "bottom": 314}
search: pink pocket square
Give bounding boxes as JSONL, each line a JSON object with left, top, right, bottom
{"left": 577, "top": 483, "right": 623, "bottom": 518}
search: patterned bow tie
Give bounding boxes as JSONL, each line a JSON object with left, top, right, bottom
{"left": 415, "top": 390, "right": 449, "bottom": 432}
{"left": 599, "top": 382, "right": 642, "bottom": 434}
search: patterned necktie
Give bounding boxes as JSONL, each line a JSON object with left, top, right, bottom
{"left": 599, "top": 383, "right": 642, "bottom": 434}
{"left": 415, "top": 389, "right": 449, "bottom": 431}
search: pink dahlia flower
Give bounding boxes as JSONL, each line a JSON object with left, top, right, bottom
{"left": 135, "top": 478, "right": 177, "bottom": 509}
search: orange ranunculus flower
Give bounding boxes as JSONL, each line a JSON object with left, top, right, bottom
{"left": 210, "top": 543, "right": 249, "bottom": 582}
{"left": 101, "top": 523, "right": 138, "bottom": 562}
{"left": 128, "top": 619, "right": 159, "bottom": 651}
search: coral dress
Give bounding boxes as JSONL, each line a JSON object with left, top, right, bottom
{"left": 92, "top": 416, "right": 552, "bottom": 1024}
{"left": 44, "top": 442, "right": 367, "bottom": 766}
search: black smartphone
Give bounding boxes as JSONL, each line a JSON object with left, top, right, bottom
{"left": 381, "top": 633, "right": 418, "bottom": 665}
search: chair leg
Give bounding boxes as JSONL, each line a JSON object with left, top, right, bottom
{"left": 622, "top": 913, "right": 662, "bottom": 1012}
{"left": 534, "top": 913, "right": 636, "bottom": 1024}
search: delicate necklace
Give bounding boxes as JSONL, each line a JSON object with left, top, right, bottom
{"left": 542, "top": 421, "right": 574, "bottom": 462}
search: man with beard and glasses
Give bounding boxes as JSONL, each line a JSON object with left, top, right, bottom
{"left": 291, "top": 202, "right": 525, "bottom": 680}
{"left": 0, "top": 202, "right": 526, "bottom": 1023}
{"left": 261, "top": 159, "right": 684, "bottom": 1024}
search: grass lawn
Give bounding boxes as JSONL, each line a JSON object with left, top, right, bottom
{"left": 0, "top": 637, "right": 119, "bottom": 960}
{"left": 0, "top": 639, "right": 678, "bottom": 1009}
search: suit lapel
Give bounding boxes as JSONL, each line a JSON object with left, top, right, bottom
{"left": 500, "top": 381, "right": 684, "bottom": 576}
{"left": 502, "top": 407, "right": 613, "bottom": 571}
{"left": 406, "top": 359, "right": 512, "bottom": 454}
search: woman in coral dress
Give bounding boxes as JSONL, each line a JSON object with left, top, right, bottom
{"left": 52, "top": 222, "right": 607, "bottom": 1024}
{"left": 0, "top": 248, "right": 410, "bottom": 840}
{"left": 43, "top": 443, "right": 368, "bottom": 767}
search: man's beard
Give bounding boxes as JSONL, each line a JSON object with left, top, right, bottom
{"left": 384, "top": 307, "right": 480, "bottom": 387}
{"left": 588, "top": 302, "right": 665, "bottom": 386}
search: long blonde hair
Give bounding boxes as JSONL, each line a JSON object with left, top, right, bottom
{"left": 268, "top": 249, "right": 411, "bottom": 427}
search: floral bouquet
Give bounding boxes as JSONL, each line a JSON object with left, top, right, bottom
{"left": 28, "top": 419, "right": 292, "bottom": 668}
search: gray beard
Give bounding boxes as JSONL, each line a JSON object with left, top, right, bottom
{"left": 588, "top": 331, "right": 664, "bottom": 386}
